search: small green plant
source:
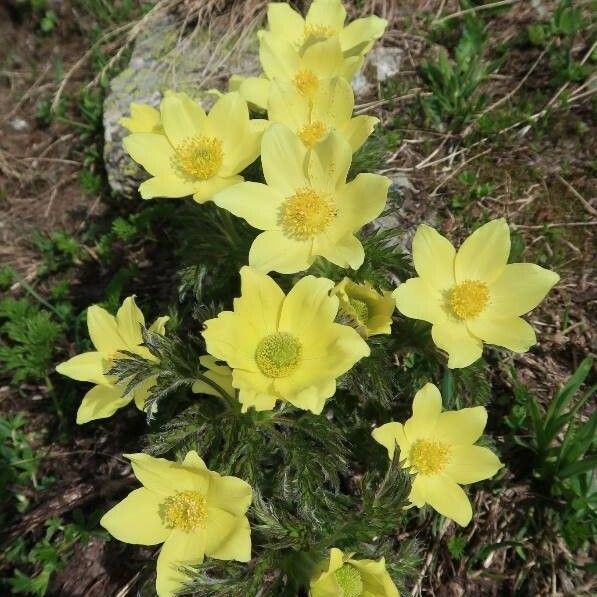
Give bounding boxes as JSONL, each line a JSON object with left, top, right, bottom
{"left": 449, "top": 170, "right": 495, "bottom": 211}
{"left": 31, "top": 230, "right": 82, "bottom": 275}
{"left": 0, "top": 265, "right": 16, "bottom": 290}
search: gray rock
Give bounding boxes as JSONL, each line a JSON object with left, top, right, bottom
{"left": 353, "top": 46, "right": 404, "bottom": 96}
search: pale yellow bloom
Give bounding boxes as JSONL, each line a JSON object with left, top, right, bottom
{"left": 56, "top": 297, "right": 168, "bottom": 424}
{"left": 372, "top": 383, "right": 502, "bottom": 527}
{"left": 192, "top": 355, "right": 235, "bottom": 399}
{"left": 333, "top": 277, "right": 395, "bottom": 338}
{"left": 268, "top": 77, "right": 377, "bottom": 151}
{"left": 119, "top": 102, "right": 162, "bottom": 133}
{"left": 202, "top": 267, "right": 370, "bottom": 414}
{"left": 310, "top": 547, "right": 399, "bottom": 597}
{"left": 264, "top": 0, "right": 387, "bottom": 57}
{"left": 100, "top": 451, "right": 252, "bottom": 597}
{"left": 239, "top": 35, "right": 363, "bottom": 110}
{"left": 123, "top": 91, "right": 267, "bottom": 203}
{"left": 214, "top": 124, "right": 389, "bottom": 274}
{"left": 393, "top": 219, "right": 559, "bottom": 368}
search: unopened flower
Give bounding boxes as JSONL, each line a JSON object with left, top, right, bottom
{"left": 202, "top": 267, "right": 370, "bottom": 414}
{"left": 100, "top": 451, "right": 252, "bottom": 597}
{"left": 333, "top": 278, "right": 395, "bottom": 338}
{"left": 119, "top": 102, "right": 162, "bottom": 133}
{"left": 393, "top": 219, "right": 559, "bottom": 368}
{"left": 268, "top": 77, "right": 377, "bottom": 152}
{"left": 310, "top": 547, "right": 399, "bottom": 597}
{"left": 372, "top": 383, "right": 502, "bottom": 526}
{"left": 123, "top": 91, "right": 266, "bottom": 203}
{"left": 214, "top": 124, "right": 389, "bottom": 274}
{"left": 56, "top": 297, "right": 168, "bottom": 424}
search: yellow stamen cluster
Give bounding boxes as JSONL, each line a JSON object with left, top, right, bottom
{"left": 348, "top": 298, "right": 370, "bottom": 325}
{"left": 449, "top": 280, "right": 490, "bottom": 320}
{"left": 162, "top": 490, "right": 208, "bottom": 531}
{"left": 304, "top": 23, "right": 336, "bottom": 41}
{"left": 173, "top": 135, "right": 223, "bottom": 180}
{"left": 255, "top": 332, "right": 303, "bottom": 378}
{"left": 410, "top": 439, "right": 450, "bottom": 475}
{"left": 279, "top": 187, "right": 337, "bottom": 240}
{"left": 333, "top": 564, "right": 364, "bottom": 597}
{"left": 293, "top": 69, "right": 319, "bottom": 97}
{"left": 298, "top": 120, "right": 328, "bottom": 147}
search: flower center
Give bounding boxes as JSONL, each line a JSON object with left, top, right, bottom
{"left": 449, "top": 280, "right": 490, "bottom": 319}
{"left": 348, "top": 298, "right": 370, "bottom": 324}
{"left": 298, "top": 120, "right": 328, "bottom": 147}
{"left": 333, "top": 564, "right": 363, "bottom": 597}
{"left": 293, "top": 69, "right": 319, "bottom": 97}
{"left": 173, "top": 135, "right": 223, "bottom": 180}
{"left": 161, "top": 490, "right": 208, "bottom": 531}
{"left": 304, "top": 23, "right": 336, "bottom": 41}
{"left": 255, "top": 332, "right": 302, "bottom": 378}
{"left": 279, "top": 187, "right": 337, "bottom": 240}
{"left": 409, "top": 439, "right": 450, "bottom": 475}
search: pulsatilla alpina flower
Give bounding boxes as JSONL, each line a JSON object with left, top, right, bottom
{"left": 333, "top": 277, "right": 395, "bottom": 338}
{"left": 119, "top": 102, "right": 162, "bottom": 133}
{"left": 310, "top": 547, "right": 399, "bottom": 597}
{"left": 372, "top": 383, "right": 502, "bottom": 526}
{"left": 123, "top": 91, "right": 266, "bottom": 203}
{"left": 56, "top": 297, "right": 168, "bottom": 424}
{"left": 393, "top": 218, "right": 559, "bottom": 368}
{"left": 268, "top": 77, "right": 378, "bottom": 152}
{"left": 202, "top": 267, "right": 370, "bottom": 414}
{"left": 264, "top": 0, "right": 387, "bottom": 58}
{"left": 214, "top": 124, "right": 389, "bottom": 274}
{"left": 100, "top": 451, "right": 252, "bottom": 597}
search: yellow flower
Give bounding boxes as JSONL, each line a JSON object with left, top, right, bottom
{"left": 214, "top": 125, "right": 389, "bottom": 274}
{"left": 268, "top": 77, "right": 377, "bottom": 152}
{"left": 202, "top": 267, "right": 370, "bottom": 414}
{"left": 55, "top": 297, "right": 168, "bottom": 424}
{"left": 372, "top": 383, "right": 502, "bottom": 527}
{"left": 100, "top": 451, "right": 252, "bottom": 597}
{"left": 119, "top": 102, "right": 162, "bottom": 133}
{"left": 264, "top": 0, "right": 387, "bottom": 57}
{"left": 239, "top": 36, "right": 363, "bottom": 110}
{"left": 333, "top": 277, "right": 395, "bottom": 338}
{"left": 123, "top": 91, "right": 267, "bottom": 203}
{"left": 310, "top": 547, "right": 399, "bottom": 597}
{"left": 192, "top": 355, "right": 235, "bottom": 399}
{"left": 393, "top": 219, "right": 559, "bottom": 368}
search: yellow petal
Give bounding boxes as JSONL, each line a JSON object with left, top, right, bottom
{"left": 371, "top": 422, "right": 405, "bottom": 460}
{"left": 339, "top": 15, "right": 387, "bottom": 55}
{"left": 259, "top": 33, "right": 301, "bottom": 80}
{"left": 131, "top": 376, "right": 157, "bottom": 411}
{"left": 467, "top": 315, "right": 536, "bottom": 352}
{"left": 421, "top": 474, "right": 473, "bottom": 526}
{"left": 238, "top": 76, "right": 271, "bottom": 110}
{"left": 339, "top": 115, "right": 378, "bottom": 152}
{"left": 268, "top": 80, "right": 310, "bottom": 130}
{"left": 76, "top": 384, "right": 130, "bottom": 424}
{"left": 207, "top": 475, "right": 252, "bottom": 516}
{"left": 191, "top": 175, "right": 243, "bottom": 204}
{"left": 87, "top": 304, "right": 123, "bottom": 353}
{"left": 404, "top": 383, "right": 442, "bottom": 441}
{"left": 100, "top": 488, "right": 167, "bottom": 545}
{"left": 192, "top": 356, "right": 234, "bottom": 398}
{"left": 455, "top": 218, "right": 510, "bottom": 284}
{"left": 116, "top": 296, "right": 145, "bottom": 347}
{"left": 312, "top": 76, "right": 354, "bottom": 126}
{"left": 444, "top": 445, "right": 502, "bottom": 485}
{"left": 182, "top": 450, "right": 208, "bottom": 472}
{"left": 237, "top": 386, "right": 278, "bottom": 412}
{"left": 213, "top": 182, "right": 283, "bottom": 230}
{"left": 488, "top": 263, "right": 559, "bottom": 317}
{"left": 149, "top": 315, "right": 170, "bottom": 335}
{"left": 435, "top": 406, "right": 487, "bottom": 445}
{"left": 338, "top": 55, "right": 364, "bottom": 80}
{"left": 139, "top": 175, "right": 197, "bottom": 200}
{"left": 431, "top": 319, "right": 483, "bottom": 368}
{"left": 123, "top": 133, "right": 175, "bottom": 177}
{"left": 126, "top": 453, "right": 209, "bottom": 497}
{"left": 350, "top": 556, "right": 399, "bottom": 597}
{"left": 302, "top": 38, "right": 344, "bottom": 78}
{"left": 306, "top": 0, "right": 346, "bottom": 31}
{"left": 316, "top": 233, "right": 364, "bottom": 269}
{"left": 393, "top": 277, "right": 447, "bottom": 325}
{"left": 160, "top": 92, "right": 207, "bottom": 147}
{"left": 249, "top": 230, "right": 313, "bottom": 274}
{"left": 267, "top": 2, "right": 304, "bottom": 46}
{"left": 278, "top": 379, "right": 333, "bottom": 414}
{"left": 261, "top": 124, "right": 309, "bottom": 195}
{"left": 205, "top": 507, "right": 251, "bottom": 561}
{"left": 120, "top": 103, "right": 161, "bottom": 133}
{"left": 412, "top": 224, "right": 456, "bottom": 292}
{"left": 408, "top": 474, "right": 426, "bottom": 508}
{"left": 156, "top": 530, "right": 206, "bottom": 597}
{"left": 308, "top": 129, "right": 352, "bottom": 192}
{"left": 56, "top": 352, "right": 107, "bottom": 385}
